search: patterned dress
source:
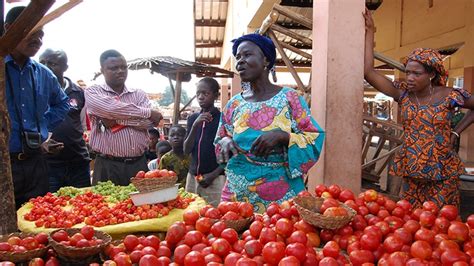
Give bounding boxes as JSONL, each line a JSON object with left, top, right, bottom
{"left": 390, "top": 84, "right": 470, "bottom": 208}
{"left": 215, "top": 87, "right": 325, "bottom": 213}
{"left": 159, "top": 151, "right": 191, "bottom": 188}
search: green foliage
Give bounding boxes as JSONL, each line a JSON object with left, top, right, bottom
{"left": 158, "top": 86, "right": 191, "bottom": 106}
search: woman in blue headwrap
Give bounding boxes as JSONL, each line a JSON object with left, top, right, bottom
{"left": 214, "top": 33, "right": 325, "bottom": 212}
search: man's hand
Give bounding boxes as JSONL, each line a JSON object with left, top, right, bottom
{"left": 199, "top": 172, "right": 217, "bottom": 188}
{"left": 193, "top": 112, "right": 212, "bottom": 128}
{"left": 41, "top": 139, "right": 64, "bottom": 154}
{"left": 101, "top": 118, "right": 117, "bottom": 128}
{"left": 150, "top": 110, "right": 163, "bottom": 124}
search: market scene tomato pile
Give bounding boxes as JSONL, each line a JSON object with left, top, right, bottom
{"left": 3, "top": 184, "right": 474, "bottom": 265}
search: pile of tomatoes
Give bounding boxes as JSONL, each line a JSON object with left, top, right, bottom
{"left": 24, "top": 191, "right": 194, "bottom": 228}
{"left": 134, "top": 169, "right": 177, "bottom": 179}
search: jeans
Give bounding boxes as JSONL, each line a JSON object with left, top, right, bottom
{"left": 48, "top": 160, "right": 91, "bottom": 193}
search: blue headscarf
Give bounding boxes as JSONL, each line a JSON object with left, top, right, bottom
{"left": 232, "top": 33, "right": 277, "bottom": 69}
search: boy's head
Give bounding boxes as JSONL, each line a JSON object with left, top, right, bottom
{"left": 196, "top": 77, "right": 219, "bottom": 109}
{"left": 168, "top": 125, "right": 186, "bottom": 149}
{"left": 148, "top": 128, "right": 160, "bottom": 150}
{"left": 156, "top": 140, "right": 172, "bottom": 159}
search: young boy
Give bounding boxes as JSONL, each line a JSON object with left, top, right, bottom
{"left": 184, "top": 77, "right": 225, "bottom": 207}
{"left": 147, "top": 140, "right": 172, "bottom": 170}
{"left": 145, "top": 128, "right": 160, "bottom": 161}
{"left": 159, "top": 126, "right": 191, "bottom": 188}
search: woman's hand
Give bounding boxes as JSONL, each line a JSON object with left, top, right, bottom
{"left": 217, "top": 136, "right": 238, "bottom": 164}
{"left": 250, "top": 130, "right": 289, "bottom": 158}
{"left": 363, "top": 8, "right": 375, "bottom": 33}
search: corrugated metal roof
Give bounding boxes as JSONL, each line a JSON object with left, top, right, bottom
{"left": 194, "top": 0, "right": 228, "bottom": 65}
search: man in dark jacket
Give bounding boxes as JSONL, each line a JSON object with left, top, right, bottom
{"left": 40, "top": 49, "right": 91, "bottom": 192}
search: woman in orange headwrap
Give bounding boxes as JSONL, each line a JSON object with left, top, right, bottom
{"left": 364, "top": 10, "right": 474, "bottom": 209}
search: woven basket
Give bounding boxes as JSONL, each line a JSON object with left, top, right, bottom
{"left": 48, "top": 228, "right": 111, "bottom": 261}
{"left": 130, "top": 175, "right": 178, "bottom": 193}
{"left": 0, "top": 232, "right": 48, "bottom": 263}
{"left": 294, "top": 196, "right": 356, "bottom": 230}
{"left": 224, "top": 217, "right": 254, "bottom": 232}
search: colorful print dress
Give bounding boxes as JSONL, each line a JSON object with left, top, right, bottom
{"left": 215, "top": 87, "right": 325, "bottom": 213}
{"left": 390, "top": 84, "right": 470, "bottom": 208}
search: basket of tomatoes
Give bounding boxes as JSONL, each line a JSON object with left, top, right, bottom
{"left": 130, "top": 169, "right": 178, "bottom": 193}
{"left": 0, "top": 232, "right": 49, "bottom": 263}
{"left": 48, "top": 226, "right": 111, "bottom": 261}
{"left": 199, "top": 202, "right": 255, "bottom": 232}
{"left": 294, "top": 195, "right": 356, "bottom": 230}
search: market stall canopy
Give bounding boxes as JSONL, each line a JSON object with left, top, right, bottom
{"left": 126, "top": 56, "right": 234, "bottom": 82}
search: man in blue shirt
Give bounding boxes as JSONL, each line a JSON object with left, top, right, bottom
{"left": 4, "top": 7, "right": 70, "bottom": 209}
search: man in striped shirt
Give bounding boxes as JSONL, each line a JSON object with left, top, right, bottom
{"left": 85, "top": 50, "right": 163, "bottom": 185}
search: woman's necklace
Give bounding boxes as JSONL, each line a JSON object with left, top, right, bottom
{"left": 414, "top": 85, "right": 434, "bottom": 107}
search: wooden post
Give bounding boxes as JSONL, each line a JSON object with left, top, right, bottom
{"left": 173, "top": 72, "right": 182, "bottom": 125}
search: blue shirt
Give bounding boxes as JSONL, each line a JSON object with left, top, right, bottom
{"left": 5, "top": 55, "right": 70, "bottom": 153}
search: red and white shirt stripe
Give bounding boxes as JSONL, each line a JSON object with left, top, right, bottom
{"left": 85, "top": 84, "right": 153, "bottom": 157}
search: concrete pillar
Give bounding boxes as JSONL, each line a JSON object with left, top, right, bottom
{"left": 309, "top": 0, "right": 365, "bottom": 193}
{"left": 230, "top": 75, "right": 241, "bottom": 97}
{"left": 220, "top": 79, "right": 230, "bottom": 110}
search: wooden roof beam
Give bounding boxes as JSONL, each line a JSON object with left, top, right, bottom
{"left": 195, "top": 58, "right": 221, "bottom": 65}
{"left": 195, "top": 41, "right": 224, "bottom": 48}
{"left": 195, "top": 19, "right": 226, "bottom": 27}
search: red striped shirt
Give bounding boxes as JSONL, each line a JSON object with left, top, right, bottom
{"left": 84, "top": 84, "right": 153, "bottom": 157}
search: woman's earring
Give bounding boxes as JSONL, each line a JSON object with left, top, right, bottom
{"left": 271, "top": 67, "right": 277, "bottom": 83}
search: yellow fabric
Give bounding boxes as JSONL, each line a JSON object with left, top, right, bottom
{"left": 17, "top": 196, "right": 206, "bottom": 238}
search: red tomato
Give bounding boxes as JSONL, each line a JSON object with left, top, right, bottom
{"left": 338, "top": 189, "right": 355, "bottom": 202}
{"left": 222, "top": 211, "right": 240, "bottom": 221}
{"left": 366, "top": 202, "right": 380, "bottom": 215}
{"left": 285, "top": 242, "right": 306, "bottom": 262}
{"left": 205, "top": 208, "right": 222, "bottom": 219}
{"left": 199, "top": 205, "right": 213, "bottom": 217}
{"left": 165, "top": 222, "right": 186, "bottom": 245}
{"left": 243, "top": 239, "right": 262, "bottom": 258}
{"left": 138, "top": 254, "right": 159, "bottom": 266}
{"left": 466, "top": 214, "right": 474, "bottom": 229}
{"left": 306, "top": 232, "right": 321, "bottom": 247}
{"left": 21, "top": 237, "right": 39, "bottom": 250}
{"left": 439, "top": 239, "right": 459, "bottom": 252}
{"left": 249, "top": 221, "right": 264, "bottom": 238}
{"left": 414, "top": 227, "right": 435, "bottom": 244}
{"left": 439, "top": 205, "right": 458, "bottom": 221}
{"left": 51, "top": 230, "right": 68, "bottom": 242}
{"left": 129, "top": 250, "right": 144, "bottom": 264}
{"left": 221, "top": 228, "right": 239, "bottom": 244}
{"left": 262, "top": 241, "right": 285, "bottom": 265}
{"left": 410, "top": 240, "right": 432, "bottom": 260}
{"left": 174, "top": 244, "right": 191, "bottom": 265}
{"left": 327, "top": 185, "right": 342, "bottom": 198}
{"left": 319, "top": 229, "right": 334, "bottom": 243}
{"left": 224, "top": 252, "right": 243, "bottom": 266}
{"left": 383, "top": 235, "right": 404, "bottom": 253}
{"left": 422, "top": 201, "right": 439, "bottom": 214}
{"left": 287, "top": 230, "right": 308, "bottom": 245}
{"left": 123, "top": 235, "right": 139, "bottom": 251}
{"left": 211, "top": 238, "right": 231, "bottom": 257}
{"left": 314, "top": 184, "right": 328, "bottom": 197}
{"left": 441, "top": 248, "right": 469, "bottom": 265}
{"left": 319, "top": 257, "right": 339, "bottom": 266}
{"left": 259, "top": 227, "right": 277, "bottom": 244}
{"left": 278, "top": 256, "right": 300, "bottom": 266}
{"left": 360, "top": 233, "right": 380, "bottom": 251}
{"left": 349, "top": 249, "right": 375, "bottom": 265}
{"left": 183, "top": 251, "right": 205, "bottom": 266}
{"left": 184, "top": 231, "right": 204, "bottom": 247}
{"left": 403, "top": 219, "right": 421, "bottom": 234}
{"left": 113, "top": 253, "right": 132, "bottom": 266}
{"left": 44, "top": 257, "right": 60, "bottom": 266}
{"left": 298, "top": 190, "right": 311, "bottom": 197}
{"left": 195, "top": 217, "right": 213, "bottom": 234}
{"left": 34, "top": 233, "right": 48, "bottom": 245}
{"left": 275, "top": 218, "right": 293, "bottom": 238}
{"left": 351, "top": 215, "right": 368, "bottom": 231}
{"left": 363, "top": 190, "right": 378, "bottom": 202}
{"left": 320, "top": 198, "right": 340, "bottom": 213}
{"left": 393, "top": 228, "right": 413, "bottom": 245}
{"left": 135, "top": 170, "right": 146, "bottom": 178}
{"left": 28, "top": 258, "right": 45, "bottom": 266}
{"left": 210, "top": 221, "right": 227, "bottom": 237}
{"left": 80, "top": 225, "right": 94, "bottom": 240}
{"left": 322, "top": 240, "right": 340, "bottom": 258}
{"left": 419, "top": 210, "right": 436, "bottom": 228}
{"left": 236, "top": 257, "right": 258, "bottom": 266}
{"left": 183, "top": 210, "right": 200, "bottom": 226}
{"left": 204, "top": 254, "right": 222, "bottom": 264}
{"left": 448, "top": 221, "right": 470, "bottom": 243}
{"left": 238, "top": 202, "right": 254, "bottom": 218}
{"left": 396, "top": 199, "right": 412, "bottom": 212}
{"left": 323, "top": 207, "right": 348, "bottom": 217}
